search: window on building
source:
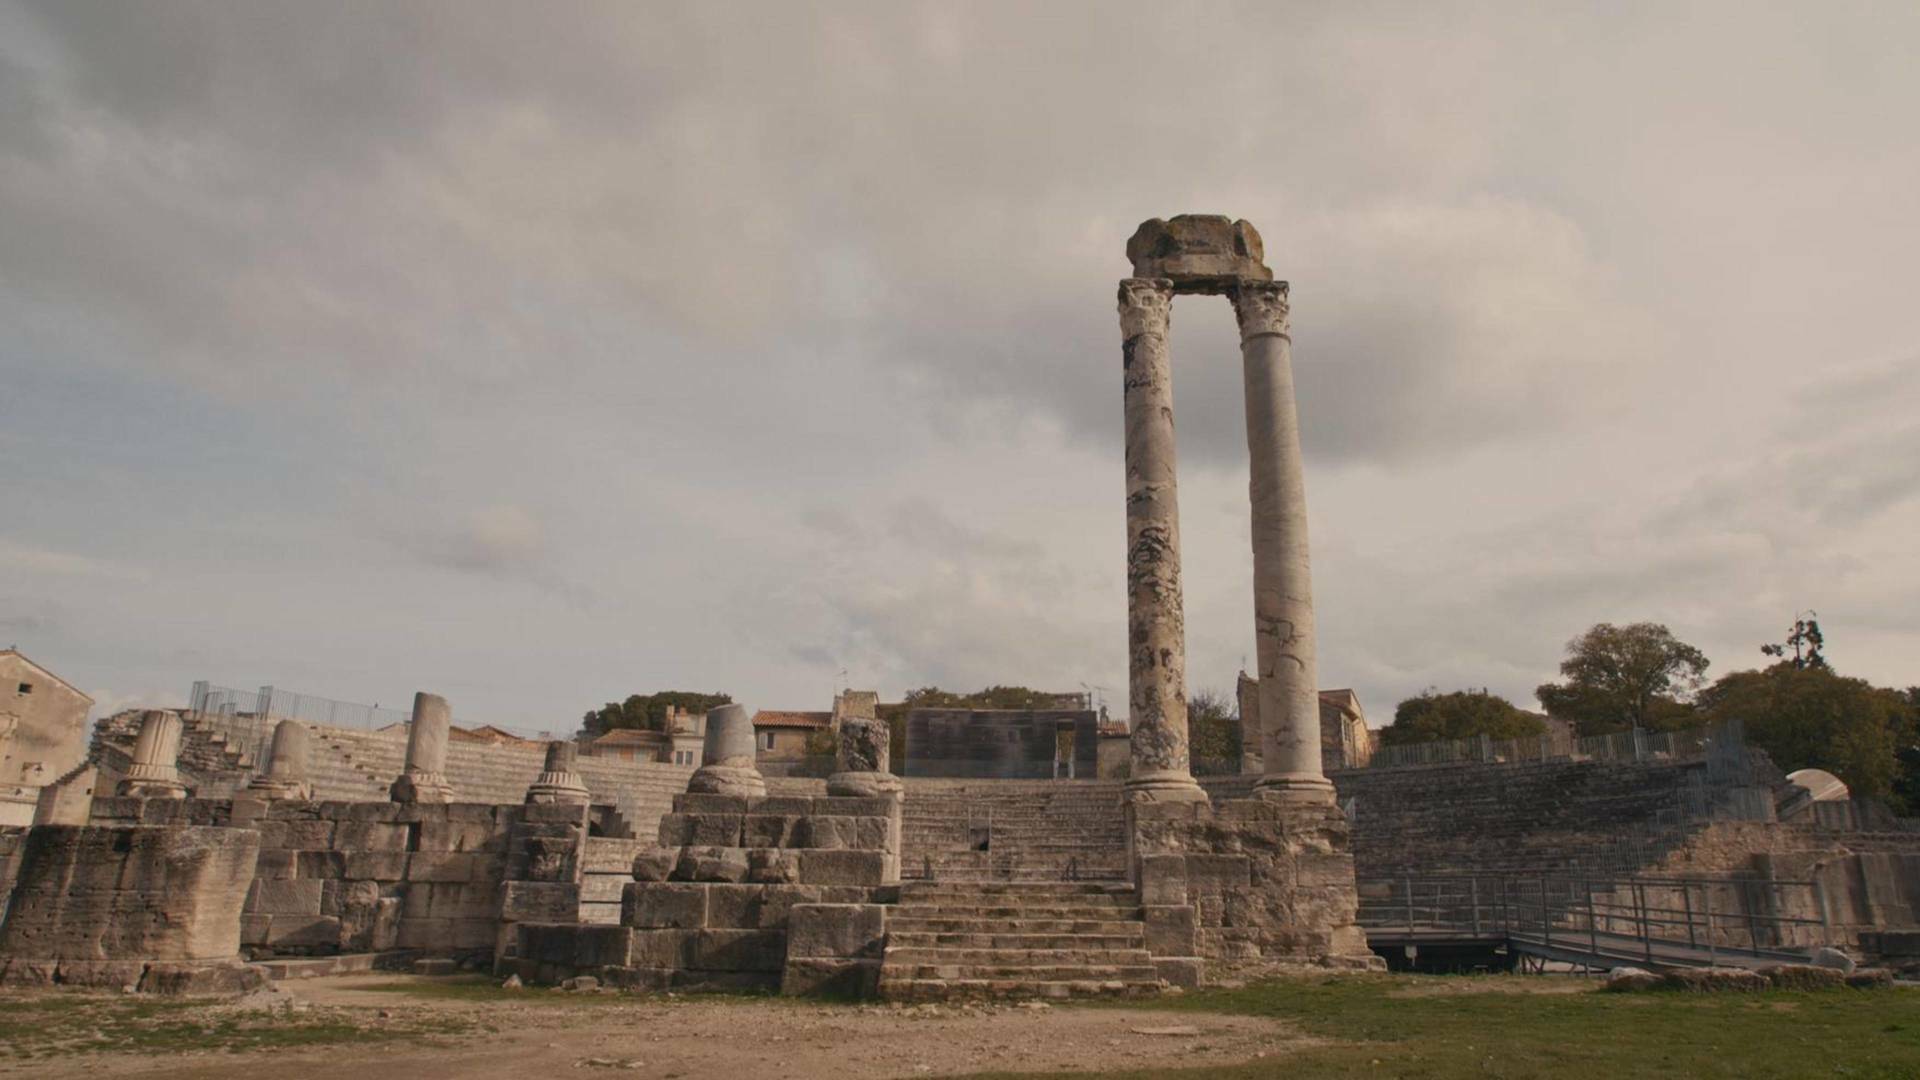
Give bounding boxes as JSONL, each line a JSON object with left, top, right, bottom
{"left": 761, "top": 731, "right": 775, "bottom": 751}
{"left": 15, "top": 683, "right": 29, "bottom": 695}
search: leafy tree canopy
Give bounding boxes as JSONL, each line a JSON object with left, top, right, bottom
{"left": 1188, "top": 689, "right": 1242, "bottom": 767}
{"left": 1699, "top": 663, "right": 1915, "bottom": 806}
{"left": 580, "top": 690, "right": 733, "bottom": 738}
{"left": 1380, "top": 689, "right": 1545, "bottom": 746}
{"left": 1535, "top": 622, "right": 1709, "bottom": 736}
{"left": 899, "top": 685, "right": 1080, "bottom": 711}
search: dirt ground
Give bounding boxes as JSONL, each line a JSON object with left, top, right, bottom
{"left": 8, "top": 974, "right": 1316, "bottom": 1080}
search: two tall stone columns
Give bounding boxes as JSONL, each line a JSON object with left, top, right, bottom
{"left": 1118, "top": 278, "right": 1206, "bottom": 803}
{"left": 1234, "top": 282, "right": 1332, "bottom": 803}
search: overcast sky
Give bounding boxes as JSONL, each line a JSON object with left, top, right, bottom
{"left": 3, "top": 2, "right": 1916, "bottom": 735}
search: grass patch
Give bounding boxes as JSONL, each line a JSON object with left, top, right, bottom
{"left": 988, "top": 973, "right": 1920, "bottom": 1079}
{"left": 0, "top": 990, "right": 471, "bottom": 1060}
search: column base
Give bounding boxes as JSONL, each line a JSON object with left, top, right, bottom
{"left": 687, "top": 765, "right": 767, "bottom": 798}
{"left": 117, "top": 779, "right": 188, "bottom": 800}
{"left": 524, "top": 781, "right": 591, "bottom": 806}
{"left": 1252, "top": 773, "right": 1336, "bottom": 804}
{"left": 390, "top": 771, "right": 456, "bottom": 804}
{"left": 826, "top": 771, "right": 902, "bottom": 799}
{"left": 1125, "top": 772, "right": 1210, "bottom": 804}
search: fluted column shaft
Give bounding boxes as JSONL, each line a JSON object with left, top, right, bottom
{"left": 1119, "top": 278, "right": 1205, "bottom": 802}
{"left": 1233, "top": 281, "right": 1333, "bottom": 802}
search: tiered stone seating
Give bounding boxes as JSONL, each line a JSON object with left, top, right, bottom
{"left": 878, "top": 881, "right": 1160, "bottom": 1000}
{"left": 896, "top": 780, "right": 1129, "bottom": 882}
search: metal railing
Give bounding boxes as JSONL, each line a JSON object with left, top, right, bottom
{"left": 1364, "top": 722, "right": 1737, "bottom": 772}
{"left": 1359, "top": 873, "right": 1831, "bottom": 969}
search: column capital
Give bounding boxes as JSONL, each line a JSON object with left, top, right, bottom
{"left": 1118, "top": 277, "right": 1174, "bottom": 339}
{"left": 1231, "top": 280, "right": 1291, "bottom": 338}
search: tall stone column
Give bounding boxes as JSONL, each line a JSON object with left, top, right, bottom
{"left": 1233, "top": 281, "right": 1333, "bottom": 803}
{"left": 1119, "top": 277, "right": 1206, "bottom": 803}
{"left": 118, "top": 710, "right": 188, "bottom": 799}
{"left": 687, "top": 703, "right": 766, "bottom": 797}
{"left": 390, "top": 691, "right": 456, "bottom": 804}
{"left": 526, "top": 740, "right": 590, "bottom": 805}
{"left": 246, "top": 719, "right": 312, "bottom": 800}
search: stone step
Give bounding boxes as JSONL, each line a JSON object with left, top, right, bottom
{"left": 884, "top": 946, "right": 1154, "bottom": 966}
{"left": 886, "top": 931, "right": 1146, "bottom": 951}
{"left": 886, "top": 916, "right": 1146, "bottom": 936}
{"left": 902, "top": 881, "right": 1133, "bottom": 897}
{"left": 580, "top": 875, "right": 629, "bottom": 903}
{"left": 897, "top": 962, "right": 1159, "bottom": 982}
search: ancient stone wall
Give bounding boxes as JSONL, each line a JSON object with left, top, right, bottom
{"left": 1130, "top": 798, "right": 1374, "bottom": 968}
{"left": 86, "top": 796, "right": 586, "bottom": 961}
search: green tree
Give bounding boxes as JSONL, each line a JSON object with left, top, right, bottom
{"left": 1698, "top": 663, "right": 1915, "bottom": 805}
{"left": 1761, "top": 611, "right": 1829, "bottom": 670}
{"left": 579, "top": 690, "right": 733, "bottom": 737}
{"left": 1535, "top": 622, "right": 1709, "bottom": 736}
{"left": 1187, "top": 689, "right": 1241, "bottom": 768}
{"left": 1379, "top": 688, "right": 1545, "bottom": 746}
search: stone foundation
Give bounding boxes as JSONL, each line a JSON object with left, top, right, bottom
{"left": 514, "top": 791, "right": 900, "bottom": 995}
{"left": 1129, "top": 798, "right": 1375, "bottom": 967}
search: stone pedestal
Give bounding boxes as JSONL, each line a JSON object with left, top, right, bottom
{"left": 526, "top": 741, "right": 591, "bottom": 805}
{"left": 117, "top": 711, "right": 188, "bottom": 799}
{"left": 246, "top": 720, "right": 312, "bottom": 801}
{"left": 1129, "top": 798, "right": 1374, "bottom": 969}
{"left": 687, "top": 703, "right": 766, "bottom": 798}
{"left": 826, "top": 718, "right": 901, "bottom": 799}
{"left": 390, "top": 692, "right": 456, "bottom": 804}
{"left": 1119, "top": 277, "right": 1206, "bottom": 804}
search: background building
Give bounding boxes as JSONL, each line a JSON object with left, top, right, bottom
{"left": 0, "top": 650, "right": 93, "bottom": 826}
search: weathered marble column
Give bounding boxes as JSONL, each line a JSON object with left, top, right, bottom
{"left": 118, "top": 710, "right": 188, "bottom": 799}
{"left": 1119, "top": 277, "right": 1206, "bottom": 803}
{"left": 390, "top": 691, "right": 456, "bottom": 804}
{"left": 246, "top": 719, "right": 312, "bottom": 800}
{"left": 687, "top": 703, "right": 766, "bottom": 797}
{"left": 525, "top": 740, "right": 590, "bottom": 805}
{"left": 1233, "top": 281, "right": 1333, "bottom": 803}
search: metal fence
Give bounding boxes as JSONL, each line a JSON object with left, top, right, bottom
{"left": 1364, "top": 723, "right": 1730, "bottom": 771}
{"left": 1359, "top": 872, "right": 1831, "bottom": 968}
{"left": 189, "top": 681, "right": 412, "bottom": 732}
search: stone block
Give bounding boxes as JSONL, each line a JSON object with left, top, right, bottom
{"left": 265, "top": 915, "right": 342, "bottom": 948}
{"left": 674, "top": 846, "right": 750, "bottom": 883}
{"left": 258, "top": 819, "right": 336, "bottom": 850}
{"left": 1143, "top": 905, "right": 1198, "bottom": 956}
{"left": 632, "top": 849, "right": 676, "bottom": 882}
{"left": 781, "top": 957, "right": 880, "bottom": 997}
{"left": 408, "top": 851, "right": 491, "bottom": 883}
{"left": 519, "top": 803, "right": 589, "bottom": 826}
{"left": 572, "top": 925, "right": 634, "bottom": 968}
{"left": 624, "top": 882, "right": 708, "bottom": 929}
{"left": 706, "top": 884, "right": 826, "bottom": 929}
{"left": 297, "top": 850, "right": 349, "bottom": 878}
{"left": 746, "top": 848, "right": 801, "bottom": 884}
{"left": 253, "top": 849, "right": 296, "bottom": 881}
{"left": 404, "top": 881, "right": 498, "bottom": 920}
{"left": 418, "top": 818, "right": 503, "bottom": 853}
{"left": 246, "top": 878, "right": 325, "bottom": 916}
{"left": 675, "top": 794, "right": 753, "bottom": 816}
{"left": 786, "top": 904, "right": 886, "bottom": 959}
{"left": 628, "top": 928, "right": 698, "bottom": 969}
{"left": 1184, "top": 854, "right": 1253, "bottom": 891}
{"left": 395, "top": 917, "right": 457, "bottom": 951}
{"left": 811, "top": 795, "right": 896, "bottom": 818}
{"left": 796, "top": 849, "right": 888, "bottom": 886}
{"left": 320, "top": 879, "right": 380, "bottom": 917}
{"left": 54, "top": 959, "right": 148, "bottom": 989}
{"left": 742, "top": 814, "right": 801, "bottom": 848}
{"left": 747, "top": 796, "right": 816, "bottom": 816}
{"left": 659, "top": 812, "right": 743, "bottom": 848}
{"left": 1153, "top": 956, "right": 1204, "bottom": 988}
{"left": 346, "top": 802, "right": 407, "bottom": 822}
{"left": 796, "top": 816, "right": 891, "bottom": 850}
{"left": 342, "top": 851, "right": 409, "bottom": 881}
{"left": 693, "top": 929, "right": 787, "bottom": 973}
{"left": 500, "top": 881, "right": 580, "bottom": 922}
{"left": 1139, "top": 854, "right": 1189, "bottom": 906}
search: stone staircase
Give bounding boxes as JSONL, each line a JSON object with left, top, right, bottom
{"left": 878, "top": 881, "right": 1162, "bottom": 1000}
{"left": 579, "top": 836, "right": 652, "bottom": 925}
{"left": 91, "top": 709, "right": 261, "bottom": 796}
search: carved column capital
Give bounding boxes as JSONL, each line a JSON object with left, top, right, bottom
{"left": 1118, "top": 277, "right": 1174, "bottom": 340}
{"left": 1232, "top": 280, "right": 1291, "bottom": 338}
